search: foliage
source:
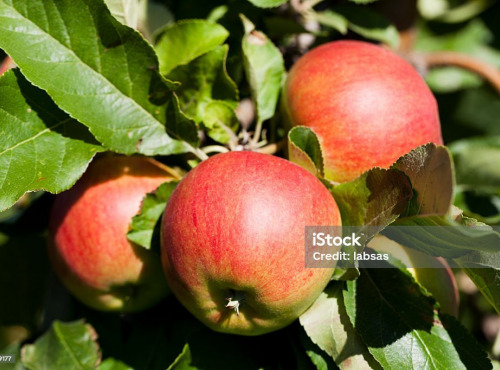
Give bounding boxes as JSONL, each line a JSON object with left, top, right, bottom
{"left": 1, "top": 0, "right": 500, "bottom": 369}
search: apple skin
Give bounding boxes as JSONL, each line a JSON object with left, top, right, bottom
{"left": 368, "top": 235, "right": 459, "bottom": 316}
{"left": 284, "top": 40, "right": 443, "bottom": 183}
{"left": 0, "top": 56, "right": 15, "bottom": 76}
{"left": 48, "top": 156, "right": 172, "bottom": 312}
{"left": 161, "top": 151, "right": 341, "bottom": 336}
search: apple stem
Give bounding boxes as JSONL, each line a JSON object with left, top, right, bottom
{"left": 250, "top": 119, "right": 264, "bottom": 147}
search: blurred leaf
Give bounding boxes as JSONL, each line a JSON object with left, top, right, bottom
{"left": 21, "top": 320, "right": 101, "bottom": 370}
{"left": 288, "top": 126, "right": 324, "bottom": 177}
{"left": 0, "top": 342, "right": 24, "bottom": 370}
{"left": 418, "top": 0, "right": 494, "bottom": 22}
{"left": 167, "top": 344, "right": 193, "bottom": 370}
{"left": 246, "top": 0, "right": 288, "bottom": 8}
{"left": 0, "top": 0, "right": 190, "bottom": 156}
{"left": 300, "top": 283, "right": 380, "bottom": 369}
{"left": 104, "top": 0, "right": 142, "bottom": 28}
{"left": 138, "top": 1, "right": 175, "bottom": 42}
{"left": 416, "top": 20, "right": 500, "bottom": 92}
{"left": 168, "top": 45, "right": 238, "bottom": 122}
{"left": 450, "top": 136, "right": 500, "bottom": 187}
{"left": 317, "top": 6, "right": 399, "bottom": 48}
{"left": 307, "top": 10, "right": 348, "bottom": 34}
{"left": 241, "top": 15, "right": 285, "bottom": 124}
{"left": 0, "top": 232, "right": 49, "bottom": 331}
{"left": 344, "top": 268, "right": 470, "bottom": 369}
{"left": 202, "top": 101, "right": 239, "bottom": 144}
{"left": 0, "top": 70, "right": 102, "bottom": 212}
{"left": 391, "top": 144, "right": 453, "bottom": 216}
{"left": 99, "top": 358, "right": 133, "bottom": 370}
{"left": 127, "top": 180, "right": 178, "bottom": 250}
{"left": 455, "top": 249, "right": 500, "bottom": 314}
{"left": 156, "top": 20, "right": 229, "bottom": 75}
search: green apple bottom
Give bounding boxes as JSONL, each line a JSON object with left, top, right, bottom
{"left": 48, "top": 40, "right": 458, "bottom": 336}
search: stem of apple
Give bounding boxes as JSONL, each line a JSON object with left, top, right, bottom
{"left": 256, "top": 139, "right": 286, "bottom": 155}
{"left": 250, "top": 119, "right": 264, "bottom": 147}
{"left": 202, "top": 145, "right": 230, "bottom": 154}
{"left": 418, "top": 51, "right": 500, "bottom": 95}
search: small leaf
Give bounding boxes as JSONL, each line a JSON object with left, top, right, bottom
{"left": 0, "top": 70, "right": 103, "bottom": 211}
{"left": 21, "top": 320, "right": 101, "bottom": 370}
{"left": 288, "top": 126, "right": 324, "bottom": 177}
{"left": 168, "top": 45, "right": 238, "bottom": 123}
{"left": 99, "top": 358, "right": 133, "bottom": 370}
{"left": 128, "top": 181, "right": 178, "bottom": 250}
{"left": 241, "top": 15, "right": 285, "bottom": 124}
{"left": 167, "top": 344, "right": 192, "bottom": 370}
{"left": 344, "top": 268, "right": 471, "bottom": 369}
{"left": 300, "top": 283, "right": 380, "bottom": 369}
{"left": 202, "top": 101, "right": 239, "bottom": 144}
{"left": 315, "top": 6, "right": 399, "bottom": 47}
{"left": 156, "top": 20, "right": 229, "bottom": 75}
{"left": 450, "top": 136, "right": 500, "bottom": 187}
{"left": 246, "top": 0, "right": 288, "bottom": 8}
{"left": 0, "top": 0, "right": 188, "bottom": 156}
{"left": 392, "top": 144, "right": 454, "bottom": 216}
{"left": 165, "top": 94, "right": 200, "bottom": 148}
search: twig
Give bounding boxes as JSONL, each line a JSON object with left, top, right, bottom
{"left": 256, "top": 139, "right": 286, "bottom": 155}
{"left": 419, "top": 51, "right": 500, "bottom": 95}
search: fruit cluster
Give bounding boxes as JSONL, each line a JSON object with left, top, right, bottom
{"left": 48, "top": 40, "right": 457, "bottom": 336}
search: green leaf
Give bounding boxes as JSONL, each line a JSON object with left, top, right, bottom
{"left": 288, "top": 126, "right": 324, "bottom": 177}
{"left": 450, "top": 136, "right": 500, "bottom": 187}
{"left": 0, "top": 342, "right": 24, "bottom": 370}
{"left": 330, "top": 169, "right": 413, "bottom": 231}
{"left": 164, "top": 93, "right": 200, "bottom": 148}
{"left": 156, "top": 20, "right": 229, "bottom": 76}
{"left": 387, "top": 215, "right": 500, "bottom": 257}
{"left": 392, "top": 144, "right": 454, "bottom": 216}
{"left": 168, "top": 45, "right": 238, "bottom": 123}
{"left": 202, "top": 101, "right": 239, "bottom": 144}
{"left": 241, "top": 16, "right": 285, "bottom": 124}
{"left": 167, "top": 344, "right": 193, "bottom": 370}
{"left": 344, "top": 268, "right": 470, "bottom": 370}
{"left": 314, "top": 6, "right": 399, "bottom": 48}
{"left": 21, "top": 320, "right": 101, "bottom": 370}
{"left": 246, "top": 0, "right": 288, "bottom": 8}
{"left": 0, "top": 70, "right": 102, "bottom": 211}
{"left": 440, "top": 314, "right": 494, "bottom": 369}
{"left": 99, "top": 358, "right": 133, "bottom": 370}
{"left": 300, "top": 283, "right": 381, "bottom": 369}
{"left": 104, "top": 0, "right": 142, "bottom": 28}
{"left": 0, "top": 0, "right": 189, "bottom": 156}
{"left": 127, "top": 180, "right": 178, "bottom": 250}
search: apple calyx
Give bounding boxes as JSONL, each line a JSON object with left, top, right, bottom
{"left": 225, "top": 291, "right": 246, "bottom": 316}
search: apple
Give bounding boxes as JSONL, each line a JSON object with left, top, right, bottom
{"left": 0, "top": 56, "right": 15, "bottom": 76}
{"left": 161, "top": 151, "right": 341, "bottom": 336}
{"left": 368, "top": 235, "right": 459, "bottom": 316}
{"left": 48, "top": 155, "right": 172, "bottom": 312}
{"left": 284, "top": 40, "right": 443, "bottom": 183}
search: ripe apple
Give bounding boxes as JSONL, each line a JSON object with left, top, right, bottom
{"left": 48, "top": 156, "right": 172, "bottom": 312}
{"left": 161, "top": 151, "right": 341, "bottom": 336}
{"left": 368, "top": 235, "right": 459, "bottom": 316}
{"left": 0, "top": 56, "right": 15, "bottom": 76}
{"left": 284, "top": 40, "right": 443, "bottom": 183}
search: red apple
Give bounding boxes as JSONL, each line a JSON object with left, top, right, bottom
{"left": 284, "top": 40, "right": 443, "bottom": 183}
{"left": 49, "top": 156, "right": 172, "bottom": 312}
{"left": 368, "top": 235, "right": 459, "bottom": 316}
{"left": 161, "top": 151, "right": 341, "bottom": 336}
{"left": 0, "top": 56, "right": 15, "bottom": 76}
